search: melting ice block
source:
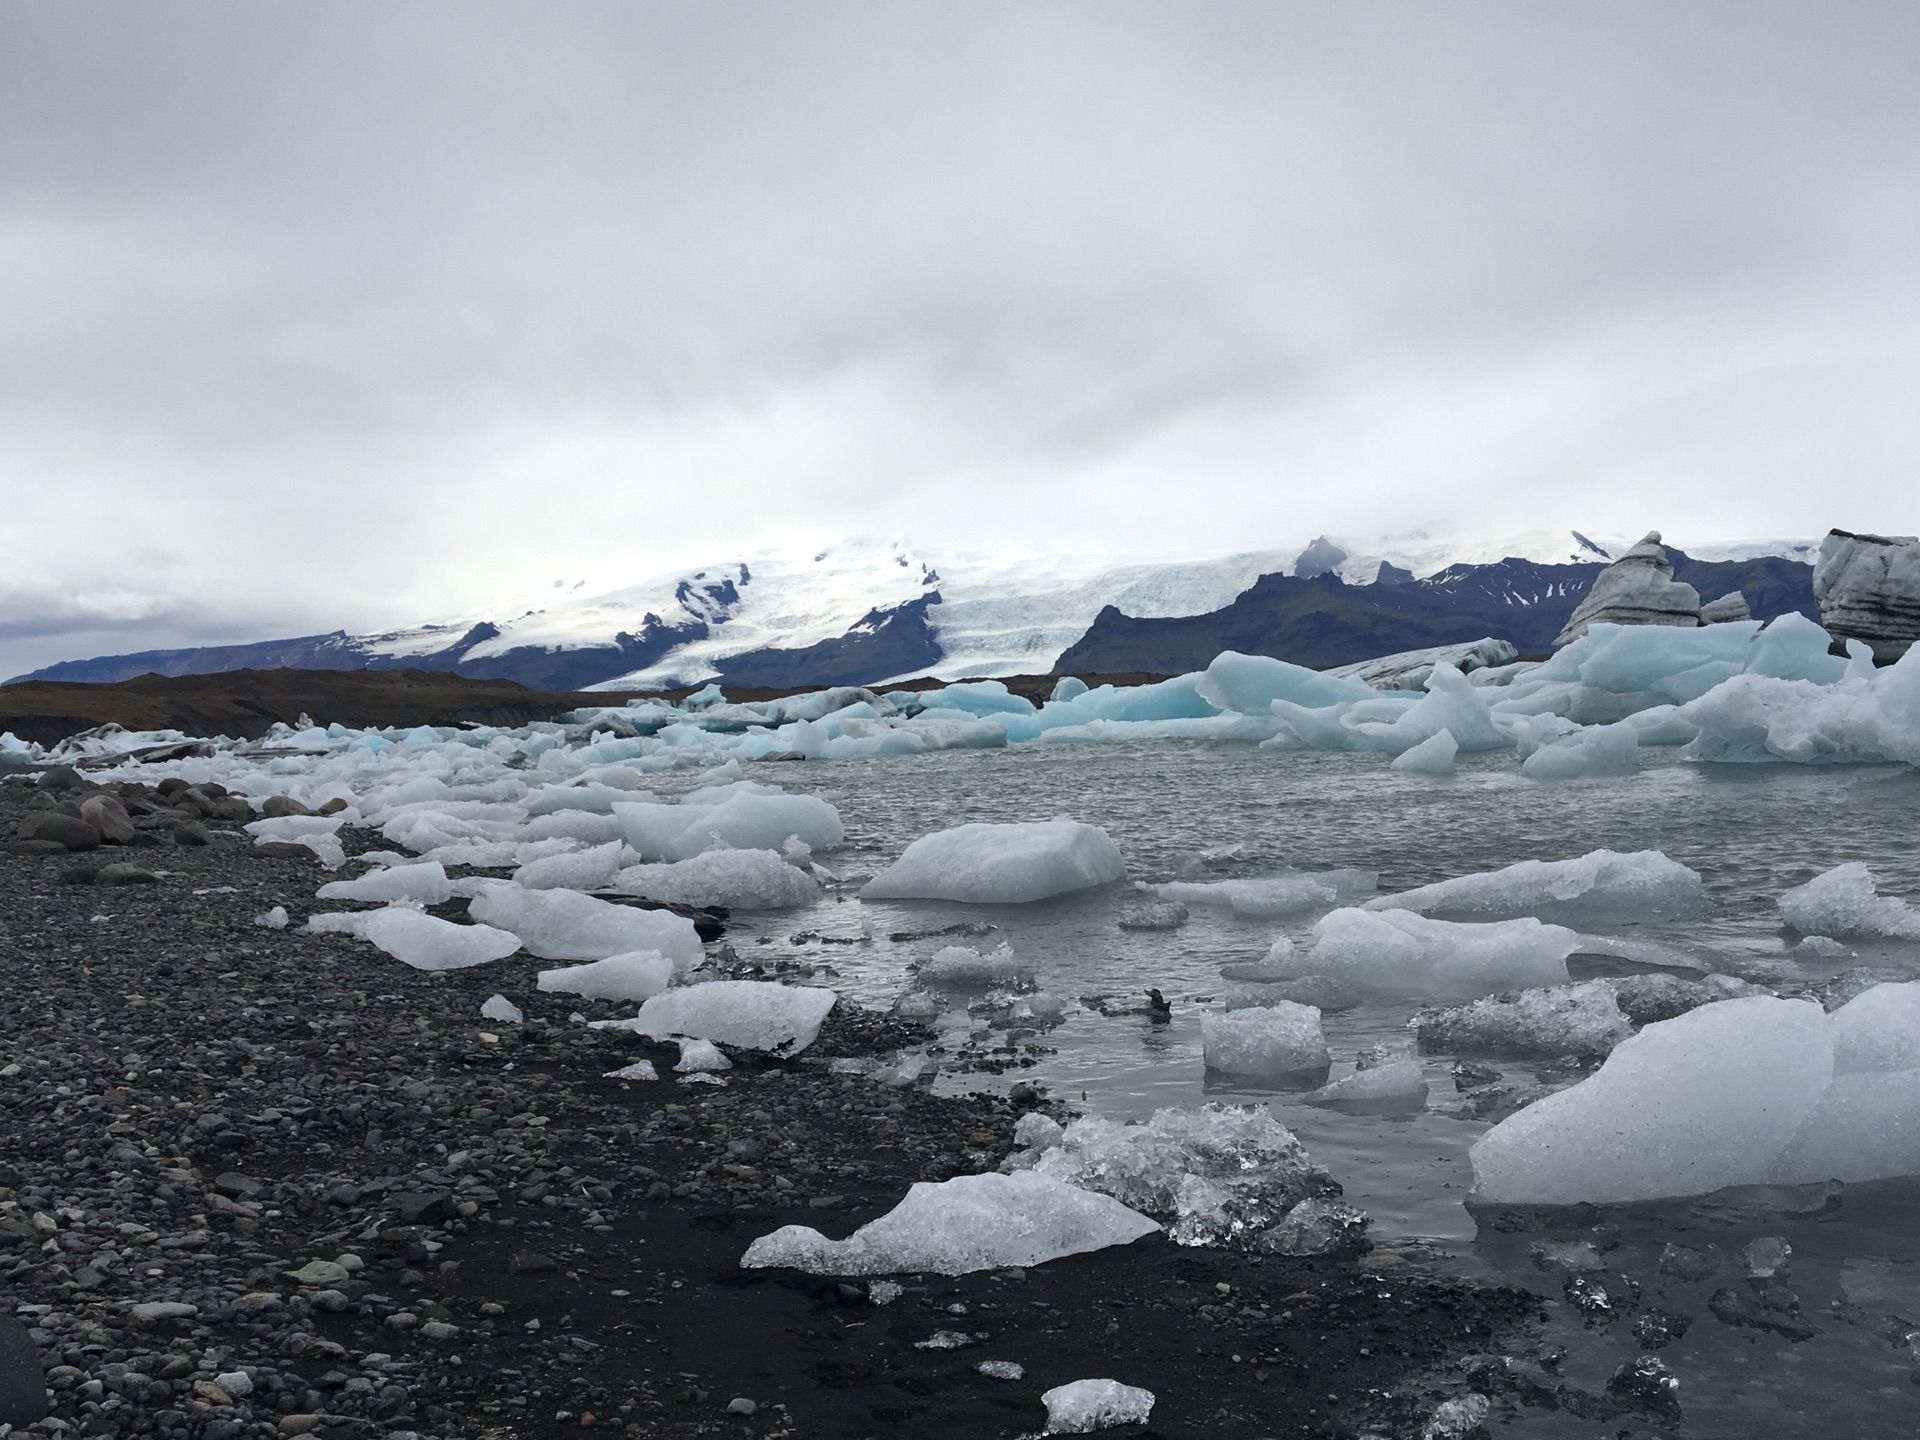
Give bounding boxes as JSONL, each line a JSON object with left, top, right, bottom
{"left": 1470, "top": 997, "right": 1833, "bottom": 1204}
{"left": 1304, "top": 1058, "right": 1429, "bottom": 1108}
{"left": 480, "top": 994, "right": 523, "bottom": 1024}
{"left": 614, "top": 849, "right": 821, "bottom": 909}
{"left": 1366, "top": 849, "right": 1706, "bottom": 925}
{"left": 1391, "top": 729, "right": 1458, "bottom": 775}
{"left": 1520, "top": 722, "right": 1639, "bottom": 780}
{"left": 1292, "top": 909, "right": 1580, "bottom": 1000}
{"left": 348, "top": 907, "right": 521, "bottom": 970}
{"left": 1778, "top": 863, "right": 1920, "bottom": 940}
{"left": 1041, "top": 1378, "right": 1155, "bottom": 1433}
{"left": 612, "top": 791, "right": 844, "bottom": 862}
{"left": 1193, "top": 650, "right": 1371, "bottom": 714}
{"left": 863, "top": 820, "right": 1126, "bottom": 903}
{"left": 917, "top": 943, "right": 1030, "bottom": 987}
{"left": 1411, "top": 981, "right": 1634, "bottom": 1058}
{"left": 1149, "top": 869, "right": 1375, "bottom": 918}
{"left": 540, "top": 951, "right": 676, "bottom": 1002}
{"left": 741, "top": 1170, "right": 1158, "bottom": 1275}
{"left": 1015, "top": 1103, "right": 1333, "bottom": 1246}
{"left": 316, "top": 861, "right": 451, "bottom": 905}
{"left": 617, "top": 980, "right": 838, "bottom": 1055}
{"left": 467, "top": 883, "right": 704, "bottom": 968}
{"left": 513, "top": 841, "right": 630, "bottom": 891}
{"left": 1201, "top": 1004, "right": 1329, "bottom": 1078}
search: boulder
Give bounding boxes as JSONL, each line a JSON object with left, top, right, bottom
{"left": 34, "top": 765, "right": 83, "bottom": 792}
{"left": 1813, "top": 528, "right": 1920, "bottom": 663}
{"left": 17, "top": 812, "right": 101, "bottom": 851}
{"left": 1554, "top": 531, "right": 1702, "bottom": 646}
{"left": 79, "top": 793, "right": 137, "bottom": 844}
{"left": 260, "top": 795, "right": 314, "bottom": 818}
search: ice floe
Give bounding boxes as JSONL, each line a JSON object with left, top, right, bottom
{"left": 863, "top": 819, "right": 1127, "bottom": 903}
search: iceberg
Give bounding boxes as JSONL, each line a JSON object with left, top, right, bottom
{"left": 863, "top": 819, "right": 1127, "bottom": 903}
{"left": 1012, "top": 1104, "right": 1334, "bottom": 1247}
{"left": 1326, "top": 637, "right": 1519, "bottom": 691}
{"left": 1365, "top": 849, "right": 1706, "bottom": 925}
{"left": 1519, "top": 721, "right": 1639, "bottom": 780}
{"left": 740, "top": 1170, "right": 1158, "bottom": 1276}
{"left": 616, "top": 980, "right": 838, "bottom": 1054}
{"left": 1200, "top": 1003, "right": 1329, "bottom": 1077}
{"left": 1553, "top": 531, "right": 1703, "bottom": 646}
{"left": 1813, "top": 527, "right": 1920, "bottom": 662}
{"left": 539, "top": 950, "right": 676, "bottom": 1002}
{"left": 467, "top": 883, "right": 704, "bottom": 968}
{"left": 1290, "top": 908, "right": 1581, "bottom": 999}
{"left": 1192, "top": 650, "right": 1372, "bottom": 715}
{"left": 1343, "top": 663, "right": 1506, "bottom": 755}
{"left": 1149, "top": 869, "right": 1375, "bottom": 918}
{"left": 614, "top": 849, "right": 822, "bottom": 909}
{"left": 1391, "top": 729, "right": 1458, "bottom": 775}
{"left": 1778, "top": 862, "right": 1920, "bottom": 940}
{"left": 612, "top": 790, "right": 844, "bottom": 862}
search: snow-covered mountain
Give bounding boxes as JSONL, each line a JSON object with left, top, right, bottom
{"left": 11, "top": 531, "right": 1819, "bottom": 690}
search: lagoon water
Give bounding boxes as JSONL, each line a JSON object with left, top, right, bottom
{"left": 693, "top": 739, "right": 1920, "bottom": 1437}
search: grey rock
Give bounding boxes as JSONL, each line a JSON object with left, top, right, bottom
{"left": 79, "top": 793, "right": 137, "bottom": 844}
{"left": 391, "top": 1189, "right": 455, "bottom": 1225}
{"left": 7, "top": 839, "right": 69, "bottom": 857}
{"left": 260, "top": 795, "right": 315, "bottom": 818}
{"left": 128, "top": 1302, "right": 200, "bottom": 1323}
{"left": 1814, "top": 528, "right": 1920, "bottom": 662}
{"left": 173, "top": 819, "right": 214, "bottom": 846}
{"left": 34, "top": 764, "right": 84, "bottom": 791}
{"left": 17, "top": 812, "right": 100, "bottom": 851}
{"left": 0, "top": 1313, "right": 48, "bottom": 1426}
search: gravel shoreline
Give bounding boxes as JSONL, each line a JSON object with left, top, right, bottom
{"left": 2, "top": 772, "right": 1539, "bottom": 1439}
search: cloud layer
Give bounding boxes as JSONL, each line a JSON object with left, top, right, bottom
{"left": 5, "top": 3, "right": 1919, "bottom": 676}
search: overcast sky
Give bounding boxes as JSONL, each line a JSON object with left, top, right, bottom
{"left": 4, "top": 2, "right": 1920, "bottom": 676}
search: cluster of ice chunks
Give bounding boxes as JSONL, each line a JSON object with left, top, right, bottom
{"left": 539, "top": 951, "right": 676, "bottom": 1002}
{"left": 915, "top": 943, "right": 1030, "bottom": 988}
{"left": 613, "top": 786, "right": 845, "bottom": 862}
{"left": 466, "top": 882, "right": 704, "bottom": 969}
{"left": 1148, "top": 868, "right": 1376, "bottom": 918}
{"left": 1778, "top": 862, "right": 1920, "bottom": 940}
{"left": 1366, "top": 849, "right": 1706, "bottom": 925}
{"left": 1004, "top": 1104, "right": 1354, "bottom": 1252}
{"left": 1201, "top": 1004, "right": 1330, "bottom": 1078}
{"left": 513, "top": 841, "right": 631, "bottom": 891}
{"left": 1677, "top": 634, "right": 1918, "bottom": 765}
{"left": 861, "top": 819, "right": 1127, "bottom": 903}
{"left": 1282, "top": 908, "right": 1581, "bottom": 1000}
{"left": 306, "top": 906, "right": 521, "bottom": 970}
{"left": 614, "top": 848, "right": 822, "bottom": 909}
{"left": 595, "top": 980, "right": 839, "bottom": 1056}
{"left": 740, "top": 1170, "right": 1160, "bottom": 1276}
{"left": 1471, "top": 983, "right": 1920, "bottom": 1203}
{"left": 1412, "top": 981, "right": 1634, "bottom": 1059}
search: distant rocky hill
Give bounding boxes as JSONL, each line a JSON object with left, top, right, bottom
{"left": 1052, "top": 551, "right": 1815, "bottom": 675}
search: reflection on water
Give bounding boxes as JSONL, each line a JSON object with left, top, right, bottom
{"left": 675, "top": 739, "right": 1920, "bottom": 1433}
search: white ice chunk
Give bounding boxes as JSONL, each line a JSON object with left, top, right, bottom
{"left": 604, "top": 1059, "right": 659, "bottom": 1081}
{"left": 360, "top": 907, "right": 522, "bottom": 971}
{"left": 863, "top": 819, "right": 1127, "bottom": 903}
{"left": 1411, "top": 981, "right": 1633, "bottom": 1057}
{"left": 1778, "top": 862, "right": 1920, "bottom": 940}
{"left": 1305, "top": 1058, "right": 1429, "bottom": 1106}
{"left": 513, "top": 841, "right": 630, "bottom": 891}
{"left": 618, "top": 980, "right": 838, "bottom": 1054}
{"left": 740, "top": 1170, "right": 1158, "bottom": 1276}
{"left": 615, "top": 849, "right": 822, "bottom": 909}
{"left": 1345, "top": 662, "right": 1506, "bottom": 755}
{"left": 1021, "top": 1104, "right": 1328, "bottom": 1246}
{"left": 612, "top": 791, "right": 844, "bottom": 861}
{"left": 316, "top": 862, "right": 451, "bottom": 905}
{"left": 674, "top": 1038, "right": 733, "bottom": 1073}
{"left": 1149, "top": 869, "right": 1375, "bottom": 918}
{"left": 252, "top": 906, "right": 289, "bottom": 929}
{"left": 1293, "top": 908, "right": 1580, "bottom": 999}
{"left": 467, "top": 883, "right": 704, "bottom": 968}
{"left": 918, "top": 943, "right": 1030, "bottom": 988}
{"left": 1390, "top": 729, "right": 1458, "bottom": 774}
{"left": 540, "top": 950, "right": 676, "bottom": 1002}
{"left": 1041, "top": 1379, "right": 1155, "bottom": 1433}
{"left": 1470, "top": 997, "right": 1833, "bottom": 1204}
{"left": 1830, "top": 981, "right": 1920, "bottom": 1073}
{"left": 480, "top": 994, "right": 523, "bottom": 1024}
{"left": 1200, "top": 1003, "right": 1329, "bottom": 1077}
{"left": 1365, "top": 849, "right": 1706, "bottom": 925}
{"left": 1520, "top": 721, "right": 1640, "bottom": 780}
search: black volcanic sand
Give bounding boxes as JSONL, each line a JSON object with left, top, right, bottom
{"left": 0, "top": 774, "right": 1552, "bottom": 1440}
{"left": 0, "top": 668, "right": 1181, "bottom": 748}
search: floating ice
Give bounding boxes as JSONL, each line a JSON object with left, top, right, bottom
{"left": 513, "top": 842, "right": 631, "bottom": 891}
{"left": 1366, "top": 849, "right": 1706, "bottom": 925}
{"left": 1471, "top": 997, "right": 1833, "bottom": 1204}
{"left": 1041, "top": 1378, "right": 1155, "bottom": 1433}
{"left": 1118, "top": 900, "right": 1189, "bottom": 930}
{"left": 1555, "top": 531, "right": 1702, "bottom": 645}
{"left": 740, "top": 1170, "right": 1159, "bottom": 1275}
{"left": 612, "top": 790, "right": 844, "bottom": 861}
{"left": 1014, "top": 1103, "right": 1334, "bottom": 1247}
{"left": 467, "top": 883, "right": 704, "bottom": 968}
{"left": 316, "top": 861, "right": 452, "bottom": 905}
{"left": 480, "top": 994, "right": 523, "bottom": 1024}
{"left": 1200, "top": 1004, "right": 1329, "bottom": 1077}
{"left": 1256, "top": 1197, "right": 1371, "bottom": 1256}
{"left": 1304, "top": 1057, "right": 1429, "bottom": 1108}
{"left": 1520, "top": 721, "right": 1639, "bottom": 780}
{"left": 1412, "top": 981, "right": 1633, "bottom": 1058}
{"left": 1327, "top": 637, "right": 1518, "bottom": 691}
{"left": 1676, "top": 641, "right": 1920, "bottom": 766}
{"left": 540, "top": 950, "right": 676, "bottom": 1002}
{"left": 917, "top": 943, "right": 1029, "bottom": 988}
{"left": 615, "top": 849, "right": 821, "bottom": 909}
{"left": 1391, "top": 729, "right": 1458, "bottom": 775}
{"left": 615, "top": 980, "right": 838, "bottom": 1054}
{"left": 863, "top": 820, "right": 1127, "bottom": 903}
{"left": 1778, "top": 862, "right": 1920, "bottom": 940}
{"left": 1149, "top": 869, "right": 1375, "bottom": 918}
{"left": 1291, "top": 908, "right": 1581, "bottom": 999}
{"left": 1193, "top": 650, "right": 1371, "bottom": 715}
